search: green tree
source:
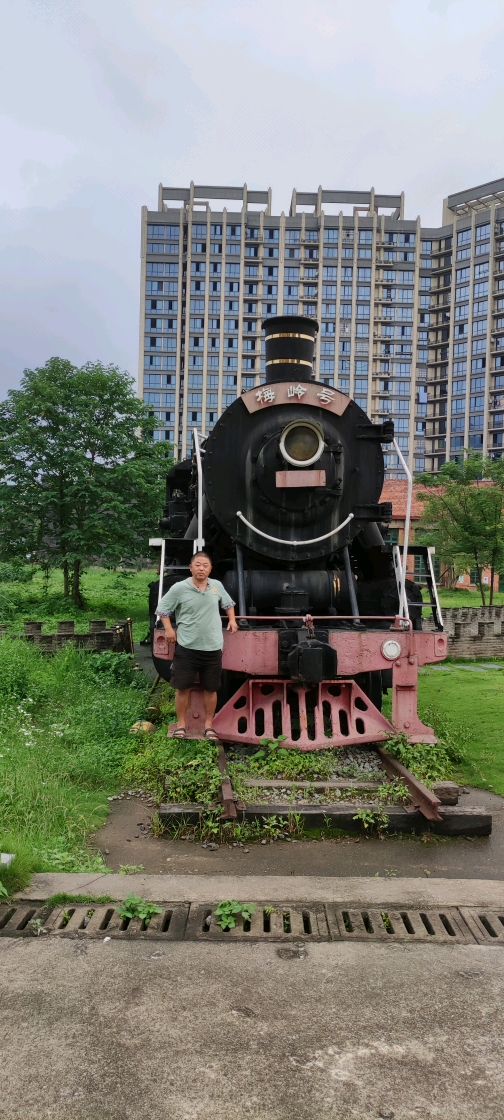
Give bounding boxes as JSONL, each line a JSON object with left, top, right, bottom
{"left": 417, "top": 454, "right": 504, "bottom": 605}
{"left": 0, "top": 358, "right": 170, "bottom": 605}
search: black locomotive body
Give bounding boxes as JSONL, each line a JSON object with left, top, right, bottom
{"left": 152, "top": 316, "right": 445, "bottom": 749}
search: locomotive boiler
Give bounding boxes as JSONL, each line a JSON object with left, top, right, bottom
{"left": 151, "top": 315, "right": 447, "bottom": 749}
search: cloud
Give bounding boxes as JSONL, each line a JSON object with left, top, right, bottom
{"left": 0, "top": 0, "right": 503, "bottom": 396}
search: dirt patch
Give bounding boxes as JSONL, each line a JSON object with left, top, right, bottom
{"left": 91, "top": 788, "right": 504, "bottom": 880}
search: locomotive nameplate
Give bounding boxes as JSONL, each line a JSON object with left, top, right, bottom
{"left": 241, "top": 381, "right": 350, "bottom": 416}
{"left": 276, "top": 470, "right": 326, "bottom": 488}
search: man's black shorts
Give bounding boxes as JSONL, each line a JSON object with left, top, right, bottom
{"left": 170, "top": 644, "right": 222, "bottom": 692}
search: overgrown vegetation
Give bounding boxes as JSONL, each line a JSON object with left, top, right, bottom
{"left": 227, "top": 735, "right": 369, "bottom": 795}
{"left": 0, "top": 638, "right": 150, "bottom": 894}
{"left": 125, "top": 730, "right": 222, "bottom": 804}
{"left": 0, "top": 564, "right": 157, "bottom": 642}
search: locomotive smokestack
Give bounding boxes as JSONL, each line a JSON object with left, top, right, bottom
{"left": 262, "top": 315, "right": 319, "bottom": 384}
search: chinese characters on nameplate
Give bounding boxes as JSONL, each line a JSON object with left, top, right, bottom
{"left": 245, "top": 381, "right": 349, "bottom": 416}
{"left": 315, "top": 387, "right": 335, "bottom": 404}
{"left": 255, "top": 386, "right": 277, "bottom": 404}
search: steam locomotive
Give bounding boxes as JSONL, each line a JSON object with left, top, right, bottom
{"left": 151, "top": 316, "right": 447, "bottom": 749}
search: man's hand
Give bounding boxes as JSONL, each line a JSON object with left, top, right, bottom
{"left": 226, "top": 607, "right": 238, "bottom": 634}
{"left": 161, "top": 619, "right": 177, "bottom": 643}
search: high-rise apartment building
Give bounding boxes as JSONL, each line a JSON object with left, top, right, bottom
{"left": 138, "top": 178, "right": 504, "bottom": 475}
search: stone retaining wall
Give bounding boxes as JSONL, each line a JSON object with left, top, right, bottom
{"left": 0, "top": 619, "right": 133, "bottom": 654}
{"left": 434, "top": 606, "right": 504, "bottom": 659}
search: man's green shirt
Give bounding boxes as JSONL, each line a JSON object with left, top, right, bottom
{"left": 156, "top": 577, "right": 234, "bottom": 651}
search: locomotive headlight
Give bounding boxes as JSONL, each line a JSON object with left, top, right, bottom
{"left": 381, "top": 638, "right": 402, "bottom": 661}
{"left": 279, "top": 421, "right": 324, "bottom": 468}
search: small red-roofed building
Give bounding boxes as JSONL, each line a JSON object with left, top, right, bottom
{"left": 379, "top": 479, "right": 499, "bottom": 592}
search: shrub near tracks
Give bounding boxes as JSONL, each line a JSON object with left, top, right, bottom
{"left": 0, "top": 639, "right": 149, "bottom": 893}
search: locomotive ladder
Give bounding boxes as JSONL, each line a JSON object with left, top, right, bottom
{"left": 392, "top": 545, "right": 444, "bottom": 632}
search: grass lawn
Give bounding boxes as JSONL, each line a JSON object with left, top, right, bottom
{"left": 0, "top": 638, "right": 158, "bottom": 895}
{"left": 0, "top": 565, "right": 156, "bottom": 641}
{"left": 422, "top": 587, "right": 504, "bottom": 610}
{"left": 418, "top": 662, "right": 504, "bottom": 795}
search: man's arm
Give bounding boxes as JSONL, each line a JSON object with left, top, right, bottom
{"left": 156, "top": 587, "right": 178, "bottom": 642}
{"left": 225, "top": 606, "right": 238, "bottom": 633}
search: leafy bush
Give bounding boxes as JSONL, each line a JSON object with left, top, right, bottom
{"left": 117, "top": 894, "right": 162, "bottom": 926}
{"left": 0, "top": 561, "right": 35, "bottom": 582}
{"left": 125, "top": 733, "right": 222, "bottom": 802}
{"left": 214, "top": 900, "right": 256, "bottom": 931}
{"left": 420, "top": 704, "right": 468, "bottom": 764}
{"left": 385, "top": 706, "right": 468, "bottom": 786}
{"left": 385, "top": 734, "right": 452, "bottom": 785}
{"left": 87, "top": 651, "right": 145, "bottom": 689}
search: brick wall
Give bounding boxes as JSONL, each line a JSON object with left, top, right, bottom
{"left": 434, "top": 607, "right": 504, "bottom": 659}
{"left": 0, "top": 620, "right": 133, "bottom": 654}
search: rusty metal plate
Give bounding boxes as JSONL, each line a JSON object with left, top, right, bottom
{"left": 276, "top": 469, "right": 327, "bottom": 488}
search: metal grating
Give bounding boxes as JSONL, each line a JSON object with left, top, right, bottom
{"left": 1, "top": 902, "right": 503, "bottom": 945}
{"left": 185, "top": 903, "right": 328, "bottom": 940}
{"left": 458, "top": 908, "right": 504, "bottom": 944}
{"left": 326, "top": 906, "right": 472, "bottom": 943}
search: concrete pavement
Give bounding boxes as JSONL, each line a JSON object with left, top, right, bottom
{"left": 16, "top": 870, "right": 504, "bottom": 908}
{"left": 2, "top": 932, "right": 503, "bottom": 1120}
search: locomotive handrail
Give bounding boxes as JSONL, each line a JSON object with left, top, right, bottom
{"left": 193, "top": 428, "right": 205, "bottom": 553}
{"left": 233, "top": 614, "right": 402, "bottom": 621}
{"left": 236, "top": 510, "right": 354, "bottom": 546}
{"left": 392, "top": 439, "right": 412, "bottom": 622}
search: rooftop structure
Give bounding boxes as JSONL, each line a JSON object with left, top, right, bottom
{"left": 138, "top": 179, "right": 504, "bottom": 475}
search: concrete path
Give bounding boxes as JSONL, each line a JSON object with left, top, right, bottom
{"left": 2, "top": 931, "right": 504, "bottom": 1120}
{"left": 15, "top": 870, "right": 504, "bottom": 908}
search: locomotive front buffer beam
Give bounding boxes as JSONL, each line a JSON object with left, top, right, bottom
{"left": 153, "top": 620, "right": 447, "bottom": 754}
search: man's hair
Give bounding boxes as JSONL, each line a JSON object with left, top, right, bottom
{"left": 190, "top": 550, "right": 212, "bottom": 563}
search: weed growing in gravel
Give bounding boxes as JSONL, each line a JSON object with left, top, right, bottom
{"left": 384, "top": 734, "right": 453, "bottom": 785}
{"left": 229, "top": 738, "right": 354, "bottom": 793}
{"left": 124, "top": 733, "right": 221, "bottom": 803}
{"left": 376, "top": 779, "right": 410, "bottom": 805}
{"left": 353, "top": 807, "right": 389, "bottom": 835}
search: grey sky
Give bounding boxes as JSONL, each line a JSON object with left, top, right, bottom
{"left": 1, "top": 0, "right": 503, "bottom": 396}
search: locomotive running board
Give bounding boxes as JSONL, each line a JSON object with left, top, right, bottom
{"left": 212, "top": 678, "right": 395, "bottom": 752}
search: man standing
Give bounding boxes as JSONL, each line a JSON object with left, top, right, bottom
{"left": 156, "top": 551, "right": 238, "bottom": 739}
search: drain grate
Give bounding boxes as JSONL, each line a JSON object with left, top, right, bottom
{"left": 458, "top": 908, "right": 504, "bottom": 943}
{"left": 1, "top": 902, "right": 503, "bottom": 945}
{"left": 186, "top": 903, "right": 328, "bottom": 940}
{"left": 325, "top": 906, "right": 471, "bottom": 943}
